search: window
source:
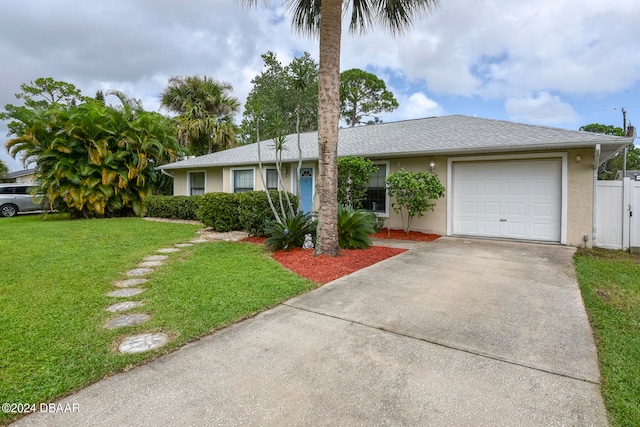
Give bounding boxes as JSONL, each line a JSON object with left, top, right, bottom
{"left": 266, "top": 169, "right": 278, "bottom": 190}
{"left": 363, "top": 164, "right": 387, "bottom": 213}
{"left": 233, "top": 169, "right": 254, "bottom": 193}
{"left": 189, "top": 172, "right": 205, "bottom": 195}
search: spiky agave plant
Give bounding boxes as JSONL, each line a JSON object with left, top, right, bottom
{"left": 264, "top": 211, "right": 316, "bottom": 252}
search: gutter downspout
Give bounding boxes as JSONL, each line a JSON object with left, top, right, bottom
{"left": 592, "top": 144, "right": 601, "bottom": 247}
{"left": 160, "top": 169, "right": 174, "bottom": 178}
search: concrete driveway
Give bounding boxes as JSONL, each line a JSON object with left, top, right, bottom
{"left": 14, "top": 238, "right": 607, "bottom": 426}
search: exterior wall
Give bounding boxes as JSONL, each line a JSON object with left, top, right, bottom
{"left": 171, "top": 148, "right": 596, "bottom": 248}
{"left": 173, "top": 170, "right": 188, "bottom": 195}
{"left": 172, "top": 168, "right": 223, "bottom": 196}
{"left": 382, "top": 156, "right": 447, "bottom": 235}
{"left": 566, "top": 148, "right": 595, "bottom": 248}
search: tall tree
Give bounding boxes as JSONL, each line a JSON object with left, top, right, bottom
{"left": 160, "top": 75, "right": 240, "bottom": 156}
{"left": 242, "top": 0, "right": 440, "bottom": 256}
{"left": 0, "top": 159, "right": 8, "bottom": 178}
{"left": 240, "top": 51, "right": 319, "bottom": 144}
{"left": 580, "top": 123, "right": 639, "bottom": 179}
{"left": 340, "top": 68, "right": 398, "bottom": 126}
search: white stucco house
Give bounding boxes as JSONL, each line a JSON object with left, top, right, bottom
{"left": 158, "top": 115, "right": 632, "bottom": 247}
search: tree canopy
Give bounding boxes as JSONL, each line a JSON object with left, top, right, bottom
{"left": 340, "top": 68, "right": 398, "bottom": 126}
{"left": 160, "top": 75, "right": 240, "bottom": 156}
{"left": 240, "top": 51, "right": 319, "bottom": 144}
{"left": 0, "top": 159, "right": 8, "bottom": 178}
{"left": 580, "top": 123, "right": 639, "bottom": 179}
{"left": 2, "top": 80, "right": 180, "bottom": 217}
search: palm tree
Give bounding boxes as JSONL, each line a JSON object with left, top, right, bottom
{"left": 160, "top": 75, "right": 240, "bottom": 156}
{"left": 242, "top": 0, "right": 440, "bottom": 256}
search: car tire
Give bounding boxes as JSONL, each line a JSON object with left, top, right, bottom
{"left": 1, "top": 204, "right": 18, "bottom": 217}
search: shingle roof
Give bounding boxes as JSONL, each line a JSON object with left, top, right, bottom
{"left": 159, "top": 115, "right": 633, "bottom": 170}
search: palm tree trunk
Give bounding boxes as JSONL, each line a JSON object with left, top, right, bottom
{"left": 314, "top": 0, "right": 342, "bottom": 257}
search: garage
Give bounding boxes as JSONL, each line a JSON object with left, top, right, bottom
{"left": 451, "top": 158, "right": 563, "bottom": 242}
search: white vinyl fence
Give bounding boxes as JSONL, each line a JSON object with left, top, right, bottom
{"left": 595, "top": 178, "right": 640, "bottom": 252}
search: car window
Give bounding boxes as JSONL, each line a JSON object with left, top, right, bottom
{"left": 0, "top": 187, "right": 15, "bottom": 194}
{"left": 13, "top": 187, "right": 29, "bottom": 195}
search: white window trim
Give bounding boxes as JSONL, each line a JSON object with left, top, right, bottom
{"left": 264, "top": 167, "right": 279, "bottom": 191}
{"left": 187, "top": 170, "right": 206, "bottom": 196}
{"left": 231, "top": 167, "right": 256, "bottom": 193}
{"left": 446, "top": 152, "right": 568, "bottom": 244}
{"left": 369, "top": 160, "right": 390, "bottom": 217}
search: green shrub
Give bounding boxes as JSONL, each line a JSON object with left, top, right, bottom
{"left": 264, "top": 211, "right": 316, "bottom": 252}
{"left": 144, "top": 195, "right": 202, "bottom": 220}
{"left": 238, "top": 191, "right": 298, "bottom": 237}
{"left": 197, "top": 192, "right": 242, "bottom": 231}
{"left": 366, "top": 211, "right": 386, "bottom": 233}
{"left": 337, "top": 205, "right": 375, "bottom": 249}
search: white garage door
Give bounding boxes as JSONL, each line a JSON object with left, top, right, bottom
{"left": 452, "top": 159, "right": 562, "bottom": 242}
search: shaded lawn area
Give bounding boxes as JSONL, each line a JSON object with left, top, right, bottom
{"left": 574, "top": 248, "right": 640, "bottom": 427}
{"left": 0, "top": 215, "right": 314, "bottom": 425}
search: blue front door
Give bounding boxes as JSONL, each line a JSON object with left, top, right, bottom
{"left": 300, "top": 168, "right": 313, "bottom": 213}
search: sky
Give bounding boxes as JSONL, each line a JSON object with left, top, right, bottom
{"left": 1, "top": 0, "right": 639, "bottom": 172}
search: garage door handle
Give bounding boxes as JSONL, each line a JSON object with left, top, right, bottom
{"left": 500, "top": 219, "right": 507, "bottom": 222}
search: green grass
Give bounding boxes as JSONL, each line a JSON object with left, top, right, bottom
{"left": 574, "top": 248, "right": 640, "bottom": 427}
{"left": 0, "top": 215, "right": 314, "bottom": 425}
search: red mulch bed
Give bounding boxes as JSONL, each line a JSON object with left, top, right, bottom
{"left": 271, "top": 246, "right": 406, "bottom": 284}
{"left": 372, "top": 229, "right": 440, "bottom": 241}
{"left": 240, "top": 230, "right": 440, "bottom": 284}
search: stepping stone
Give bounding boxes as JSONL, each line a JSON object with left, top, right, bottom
{"left": 143, "top": 255, "right": 169, "bottom": 262}
{"left": 119, "top": 333, "right": 169, "bottom": 354}
{"left": 190, "top": 238, "right": 208, "bottom": 243}
{"left": 107, "top": 288, "right": 145, "bottom": 297}
{"left": 138, "top": 261, "right": 164, "bottom": 268}
{"left": 157, "top": 248, "right": 180, "bottom": 253}
{"left": 106, "top": 301, "right": 144, "bottom": 312}
{"left": 126, "top": 268, "right": 154, "bottom": 277}
{"left": 114, "top": 278, "right": 148, "bottom": 288}
{"left": 104, "top": 313, "right": 151, "bottom": 329}
{"left": 175, "top": 243, "right": 194, "bottom": 247}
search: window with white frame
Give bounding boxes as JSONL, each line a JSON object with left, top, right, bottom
{"left": 265, "top": 169, "right": 278, "bottom": 190}
{"left": 363, "top": 164, "right": 387, "bottom": 213}
{"left": 233, "top": 169, "right": 254, "bottom": 193}
{"left": 189, "top": 171, "right": 205, "bottom": 195}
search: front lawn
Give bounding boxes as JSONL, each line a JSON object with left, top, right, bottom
{"left": 574, "top": 248, "right": 640, "bottom": 427}
{"left": 0, "top": 215, "right": 314, "bottom": 425}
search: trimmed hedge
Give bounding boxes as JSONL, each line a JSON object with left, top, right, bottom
{"left": 144, "top": 195, "right": 202, "bottom": 220}
{"left": 238, "top": 191, "right": 298, "bottom": 236}
{"left": 197, "top": 192, "right": 242, "bottom": 231}
{"left": 144, "top": 191, "right": 300, "bottom": 235}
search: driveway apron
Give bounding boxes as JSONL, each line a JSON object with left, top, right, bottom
{"left": 13, "top": 238, "right": 607, "bottom": 426}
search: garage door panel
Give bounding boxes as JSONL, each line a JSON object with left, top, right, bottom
{"left": 453, "top": 159, "right": 561, "bottom": 242}
{"left": 506, "top": 202, "right": 526, "bottom": 216}
{"left": 482, "top": 201, "right": 500, "bottom": 215}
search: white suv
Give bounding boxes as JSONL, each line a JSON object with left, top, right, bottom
{"left": 0, "top": 183, "right": 46, "bottom": 217}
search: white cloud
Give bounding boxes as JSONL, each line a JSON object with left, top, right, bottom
{"left": 505, "top": 92, "right": 578, "bottom": 124}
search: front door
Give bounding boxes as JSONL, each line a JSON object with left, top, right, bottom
{"left": 300, "top": 168, "right": 313, "bottom": 213}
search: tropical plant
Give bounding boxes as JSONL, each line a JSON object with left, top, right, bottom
{"left": 337, "top": 205, "right": 375, "bottom": 249}
{"left": 160, "top": 75, "right": 240, "bottom": 156}
{"left": 264, "top": 211, "right": 316, "bottom": 252}
{"left": 340, "top": 68, "right": 399, "bottom": 126}
{"left": 337, "top": 156, "right": 378, "bottom": 209}
{"left": 385, "top": 170, "right": 445, "bottom": 233}
{"left": 4, "top": 93, "right": 180, "bottom": 218}
{"left": 242, "top": 0, "right": 440, "bottom": 257}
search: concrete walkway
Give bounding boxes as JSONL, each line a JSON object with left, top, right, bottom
{"left": 13, "top": 238, "right": 607, "bottom": 426}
